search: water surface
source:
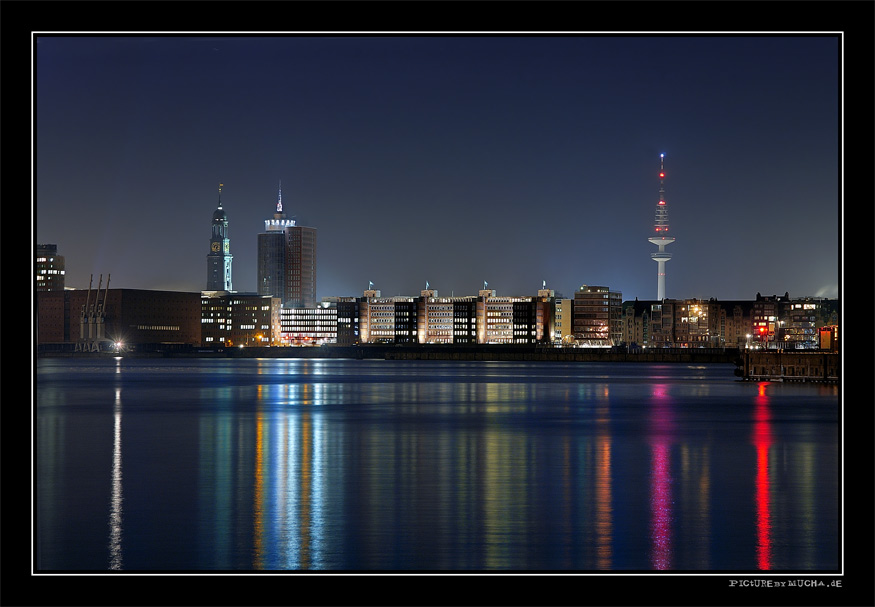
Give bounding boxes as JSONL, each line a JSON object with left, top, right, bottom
{"left": 35, "top": 358, "right": 840, "bottom": 572}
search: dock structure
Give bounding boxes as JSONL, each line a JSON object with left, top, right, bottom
{"left": 739, "top": 350, "right": 839, "bottom": 384}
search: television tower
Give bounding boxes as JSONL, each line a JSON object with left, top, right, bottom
{"left": 648, "top": 153, "right": 674, "bottom": 300}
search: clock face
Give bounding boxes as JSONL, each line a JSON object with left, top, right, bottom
{"left": 211, "top": 242, "right": 220, "bottom": 252}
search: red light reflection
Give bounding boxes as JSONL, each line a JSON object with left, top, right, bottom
{"left": 751, "top": 382, "right": 773, "bottom": 570}
{"left": 649, "top": 384, "right": 674, "bottom": 570}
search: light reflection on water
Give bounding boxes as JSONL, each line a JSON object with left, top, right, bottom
{"left": 35, "top": 358, "right": 839, "bottom": 572}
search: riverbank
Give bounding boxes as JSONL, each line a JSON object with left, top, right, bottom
{"left": 39, "top": 343, "right": 741, "bottom": 364}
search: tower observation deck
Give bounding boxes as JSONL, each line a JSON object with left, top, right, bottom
{"left": 648, "top": 153, "right": 675, "bottom": 300}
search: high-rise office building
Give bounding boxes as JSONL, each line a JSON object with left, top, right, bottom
{"left": 257, "top": 182, "right": 317, "bottom": 308}
{"left": 36, "top": 244, "right": 66, "bottom": 291}
{"left": 285, "top": 225, "right": 317, "bottom": 308}
{"left": 206, "top": 184, "right": 233, "bottom": 291}
{"left": 258, "top": 182, "right": 295, "bottom": 300}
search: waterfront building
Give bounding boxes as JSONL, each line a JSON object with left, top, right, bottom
{"left": 716, "top": 300, "right": 755, "bottom": 349}
{"left": 419, "top": 295, "right": 455, "bottom": 344}
{"left": 418, "top": 291, "right": 478, "bottom": 344}
{"left": 649, "top": 298, "right": 721, "bottom": 347}
{"left": 477, "top": 294, "right": 514, "bottom": 344}
{"left": 475, "top": 289, "right": 553, "bottom": 345}
{"left": 535, "top": 287, "right": 555, "bottom": 343}
{"left": 333, "top": 297, "right": 361, "bottom": 345}
{"left": 206, "top": 184, "right": 233, "bottom": 292}
{"left": 280, "top": 302, "right": 337, "bottom": 345}
{"left": 37, "top": 287, "right": 201, "bottom": 351}
{"left": 621, "top": 299, "right": 656, "bottom": 347}
{"left": 572, "top": 285, "right": 622, "bottom": 347}
{"left": 201, "top": 291, "right": 282, "bottom": 347}
{"left": 360, "top": 296, "right": 413, "bottom": 343}
{"left": 352, "top": 287, "right": 552, "bottom": 345}
{"left": 36, "top": 244, "right": 66, "bottom": 292}
{"left": 819, "top": 325, "right": 839, "bottom": 352}
{"left": 751, "top": 292, "right": 790, "bottom": 348}
{"left": 752, "top": 293, "right": 837, "bottom": 350}
{"left": 619, "top": 295, "right": 838, "bottom": 350}
{"left": 553, "top": 298, "right": 574, "bottom": 344}
{"left": 452, "top": 299, "right": 478, "bottom": 344}
{"left": 630, "top": 298, "right": 747, "bottom": 348}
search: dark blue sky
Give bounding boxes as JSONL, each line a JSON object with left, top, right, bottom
{"left": 35, "top": 34, "right": 841, "bottom": 301}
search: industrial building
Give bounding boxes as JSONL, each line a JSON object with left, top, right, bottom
{"left": 36, "top": 282, "right": 202, "bottom": 352}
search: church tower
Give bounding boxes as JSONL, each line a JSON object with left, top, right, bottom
{"left": 207, "top": 183, "right": 233, "bottom": 291}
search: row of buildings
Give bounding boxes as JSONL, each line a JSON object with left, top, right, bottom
{"left": 35, "top": 272, "right": 839, "bottom": 353}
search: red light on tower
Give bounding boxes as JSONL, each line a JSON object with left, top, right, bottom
{"left": 659, "top": 172, "right": 665, "bottom": 178}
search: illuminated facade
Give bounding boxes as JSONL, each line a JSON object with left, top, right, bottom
{"left": 36, "top": 244, "right": 66, "bottom": 292}
{"left": 572, "top": 285, "right": 622, "bottom": 346}
{"left": 419, "top": 291, "right": 478, "bottom": 344}
{"left": 648, "top": 154, "right": 675, "bottom": 300}
{"left": 351, "top": 288, "right": 553, "bottom": 345}
{"left": 751, "top": 292, "right": 789, "bottom": 347}
{"left": 476, "top": 289, "right": 553, "bottom": 344}
{"left": 553, "top": 298, "right": 574, "bottom": 344}
{"left": 650, "top": 299, "right": 721, "bottom": 347}
{"left": 751, "top": 293, "right": 836, "bottom": 349}
{"left": 281, "top": 303, "right": 337, "bottom": 345}
{"left": 359, "top": 296, "right": 417, "bottom": 343}
{"left": 334, "top": 298, "right": 361, "bottom": 345}
{"left": 619, "top": 295, "right": 837, "bottom": 350}
{"left": 201, "top": 292, "right": 282, "bottom": 347}
{"left": 207, "top": 184, "right": 233, "bottom": 292}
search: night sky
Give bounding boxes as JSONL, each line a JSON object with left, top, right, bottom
{"left": 35, "top": 34, "right": 841, "bottom": 302}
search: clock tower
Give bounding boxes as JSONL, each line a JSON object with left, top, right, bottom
{"left": 207, "top": 183, "right": 233, "bottom": 291}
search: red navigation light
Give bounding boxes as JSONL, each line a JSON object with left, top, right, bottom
{"left": 658, "top": 200, "right": 666, "bottom": 205}
{"left": 659, "top": 172, "right": 665, "bottom": 178}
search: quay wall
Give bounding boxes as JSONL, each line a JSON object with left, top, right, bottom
{"left": 40, "top": 344, "right": 740, "bottom": 364}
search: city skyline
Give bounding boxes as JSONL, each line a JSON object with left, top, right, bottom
{"left": 34, "top": 34, "right": 841, "bottom": 302}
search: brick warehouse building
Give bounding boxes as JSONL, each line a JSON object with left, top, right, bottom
{"left": 36, "top": 288, "right": 201, "bottom": 352}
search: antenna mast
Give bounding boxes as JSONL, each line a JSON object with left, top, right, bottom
{"left": 648, "top": 153, "right": 675, "bottom": 300}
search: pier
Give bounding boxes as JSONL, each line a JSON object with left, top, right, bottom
{"left": 738, "top": 350, "right": 839, "bottom": 384}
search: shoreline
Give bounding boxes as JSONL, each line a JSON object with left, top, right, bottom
{"left": 36, "top": 345, "right": 840, "bottom": 384}
{"left": 38, "top": 343, "right": 741, "bottom": 364}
